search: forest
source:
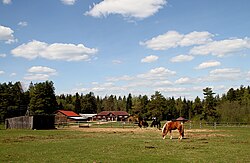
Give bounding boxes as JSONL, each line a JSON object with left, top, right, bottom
{"left": 0, "top": 81, "right": 249, "bottom": 123}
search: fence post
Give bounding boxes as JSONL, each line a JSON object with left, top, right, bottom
{"left": 200, "top": 122, "right": 202, "bottom": 129}
{"left": 214, "top": 122, "right": 217, "bottom": 129}
{"left": 189, "top": 121, "right": 192, "bottom": 129}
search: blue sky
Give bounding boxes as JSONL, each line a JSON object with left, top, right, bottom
{"left": 1, "top": 0, "right": 250, "bottom": 99}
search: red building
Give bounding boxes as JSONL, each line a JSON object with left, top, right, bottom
{"left": 54, "top": 110, "right": 85, "bottom": 124}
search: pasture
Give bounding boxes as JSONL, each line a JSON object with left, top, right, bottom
{"left": 0, "top": 123, "right": 249, "bottom": 162}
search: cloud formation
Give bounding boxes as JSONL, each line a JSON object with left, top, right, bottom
{"left": 2, "top": 0, "right": 11, "bottom": 4}
{"left": 24, "top": 66, "right": 57, "bottom": 81}
{"left": 85, "top": 0, "right": 167, "bottom": 19}
{"left": 170, "top": 54, "right": 194, "bottom": 62}
{"left": 0, "top": 25, "right": 17, "bottom": 44}
{"left": 141, "top": 31, "right": 213, "bottom": 50}
{"left": 175, "top": 77, "right": 193, "bottom": 84}
{"left": 137, "top": 67, "right": 176, "bottom": 80}
{"left": 141, "top": 55, "right": 159, "bottom": 63}
{"left": 205, "top": 68, "right": 242, "bottom": 82}
{"left": 18, "top": 21, "right": 28, "bottom": 27}
{"left": 11, "top": 40, "right": 98, "bottom": 61}
{"left": 190, "top": 38, "right": 250, "bottom": 57}
{"left": 61, "top": 0, "right": 76, "bottom": 5}
{"left": 0, "top": 53, "right": 6, "bottom": 58}
{"left": 195, "top": 61, "right": 221, "bottom": 69}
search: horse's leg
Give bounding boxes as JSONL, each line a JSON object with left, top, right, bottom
{"left": 170, "top": 130, "right": 173, "bottom": 139}
{"left": 163, "top": 129, "right": 168, "bottom": 140}
{"left": 178, "top": 129, "right": 183, "bottom": 140}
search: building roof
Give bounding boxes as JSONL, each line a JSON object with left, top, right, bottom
{"left": 97, "top": 111, "right": 129, "bottom": 116}
{"left": 79, "top": 114, "right": 97, "bottom": 119}
{"left": 55, "top": 110, "right": 80, "bottom": 117}
{"left": 175, "top": 117, "right": 189, "bottom": 121}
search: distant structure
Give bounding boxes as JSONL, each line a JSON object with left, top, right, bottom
{"left": 5, "top": 115, "right": 55, "bottom": 130}
{"left": 174, "top": 117, "right": 189, "bottom": 123}
{"left": 94, "top": 111, "right": 129, "bottom": 121}
{"left": 54, "top": 110, "right": 85, "bottom": 124}
{"left": 79, "top": 114, "right": 97, "bottom": 121}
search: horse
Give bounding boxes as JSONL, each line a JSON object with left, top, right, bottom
{"left": 162, "top": 121, "right": 184, "bottom": 140}
{"left": 138, "top": 119, "right": 148, "bottom": 128}
{"left": 150, "top": 117, "right": 161, "bottom": 129}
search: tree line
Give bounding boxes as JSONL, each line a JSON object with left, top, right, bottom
{"left": 0, "top": 81, "right": 249, "bottom": 123}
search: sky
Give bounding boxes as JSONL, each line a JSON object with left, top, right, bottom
{"left": 0, "top": 0, "right": 250, "bottom": 100}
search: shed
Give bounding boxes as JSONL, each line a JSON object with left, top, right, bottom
{"left": 5, "top": 115, "right": 55, "bottom": 129}
{"left": 95, "top": 111, "right": 129, "bottom": 121}
{"left": 175, "top": 117, "right": 189, "bottom": 123}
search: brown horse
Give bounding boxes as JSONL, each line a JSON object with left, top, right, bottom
{"left": 162, "top": 121, "right": 184, "bottom": 140}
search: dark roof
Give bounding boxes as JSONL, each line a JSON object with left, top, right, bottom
{"left": 55, "top": 110, "right": 80, "bottom": 117}
{"left": 97, "top": 111, "right": 129, "bottom": 116}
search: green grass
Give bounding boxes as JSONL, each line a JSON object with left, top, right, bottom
{"left": 0, "top": 125, "right": 249, "bottom": 162}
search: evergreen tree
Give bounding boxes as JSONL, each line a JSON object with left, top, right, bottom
{"left": 146, "top": 91, "right": 166, "bottom": 120}
{"left": 29, "top": 81, "right": 58, "bottom": 115}
{"left": 74, "top": 92, "right": 81, "bottom": 113}
{"left": 203, "top": 87, "right": 217, "bottom": 121}
{"left": 126, "top": 93, "right": 132, "bottom": 114}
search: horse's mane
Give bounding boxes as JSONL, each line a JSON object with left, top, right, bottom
{"left": 162, "top": 121, "right": 171, "bottom": 133}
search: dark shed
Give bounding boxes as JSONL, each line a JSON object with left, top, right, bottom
{"left": 5, "top": 115, "right": 55, "bottom": 130}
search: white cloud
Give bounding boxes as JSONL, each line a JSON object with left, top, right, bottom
{"left": 24, "top": 66, "right": 57, "bottom": 81}
{"left": 2, "top": 0, "right": 11, "bottom": 4}
{"left": 140, "top": 31, "right": 183, "bottom": 50}
{"left": 0, "top": 70, "right": 4, "bottom": 75}
{"left": 112, "top": 60, "right": 122, "bottom": 64}
{"left": 0, "top": 53, "right": 6, "bottom": 58}
{"left": 175, "top": 77, "right": 192, "bottom": 84}
{"left": 195, "top": 60, "right": 221, "bottom": 69}
{"left": 140, "top": 31, "right": 213, "bottom": 50}
{"left": 106, "top": 75, "right": 133, "bottom": 82}
{"left": 190, "top": 38, "right": 250, "bottom": 57}
{"left": 85, "top": 0, "right": 167, "bottom": 19}
{"left": 28, "top": 66, "right": 57, "bottom": 74}
{"left": 10, "top": 73, "right": 16, "bottom": 77}
{"left": 0, "top": 25, "right": 17, "bottom": 44}
{"left": 61, "top": 0, "right": 76, "bottom": 5}
{"left": 179, "top": 31, "right": 214, "bottom": 46}
{"left": 18, "top": 21, "right": 28, "bottom": 27}
{"left": 137, "top": 67, "right": 176, "bottom": 80}
{"left": 24, "top": 74, "right": 51, "bottom": 81}
{"left": 247, "top": 71, "right": 250, "bottom": 81}
{"left": 158, "top": 87, "right": 187, "bottom": 93}
{"left": 11, "top": 40, "right": 98, "bottom": 61}
{"left": 141, "top": 55, "right": 158, "bottom": 63}
{"left": 153, "top": 80, "right": 172, "bottom": 86}
{"left": 170, "top": 54, "right": 194, "bottom": 62}
{"left": 205, "top": 68, "right": 242, "bottom": 81}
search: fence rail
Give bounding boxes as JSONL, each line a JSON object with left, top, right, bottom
{"left": 186, "top": 121, "right": 250, "bottom": 129}
{"left": 56, "top": 121, "right": 250, "bottom": 129}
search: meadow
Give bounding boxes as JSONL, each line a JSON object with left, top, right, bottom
{"left": 0, "top": 123, "right": 249, "bottom": 162}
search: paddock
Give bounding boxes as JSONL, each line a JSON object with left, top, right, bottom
{"left": 0, "top": 123, "right": 249, "bottom": 162}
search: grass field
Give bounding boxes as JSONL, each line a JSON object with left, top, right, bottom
{"left": 0, "top": 123, "right": 249, "bottom": 162}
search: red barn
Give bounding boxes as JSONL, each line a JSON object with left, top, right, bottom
{"left": 54, "top": 110, "right": 85, "bottom": 124}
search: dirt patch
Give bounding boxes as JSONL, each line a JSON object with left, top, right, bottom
{"left": 61, "top": 125, "right": 161, "bottom": 133}
{"left": 60, "top": 126, "right": 231, "bottom": 139}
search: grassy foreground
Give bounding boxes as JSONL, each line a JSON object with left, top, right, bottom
{"left": 0, "top": 125, "right": 249, "bottom": 162}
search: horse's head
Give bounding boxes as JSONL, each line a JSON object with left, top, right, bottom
{"left": 161, "top": 122, "right": 168, "bottom": 139}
